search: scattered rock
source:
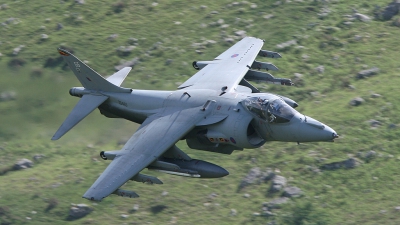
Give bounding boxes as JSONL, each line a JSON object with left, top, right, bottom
{"left": 243, "top": 193, "right": 250, "bottom": 198}
{"left": 263, "top": 197, "right": 289, "bottom": 210}
{"left": 264, "top": 14, "right": 274, "bottom": 19}
{"left": 0, "top": 91, "right": 17, "bottom": 101}
{"left": 128, "top": 37, "right": 139, "bottom": 45}
{"left": 395, "top": 206, "right": 400, "bottom": 211}
{"left": 116, "top": 45, "right": 135, "bottom": 55}
{"left": 132, "top": 204, "right": 139, "bottom": 211}
{"left": 13, "top": 45, "right": 25, "bottom": 55}
{"left": 354, "top": 13, "right": 371, "bottom": 22}
{"left": 356, "top": 67, "right": 380, "bottom": 79}
{"left": 371, "top": 93, "right": 381, "bottom": 98}
{"left": 208, "top": 192, "right": 218, "bottom": 199}
{"left": 368, "top": 120, "right": 381, "bottom": 127}
{"left": 224, "top": 37, "right": 234, "bottom": 43}
{"left": 51, "top": 182, "right": 62, "bottom": 188}
{"left": 165, "top": 59, "right": 173, "bottom": 65}
{"left": 120, "top": 214, "right": 129, "bottom": 218}
{"left": 114, "top": 57, "right": 139, "bottom": 71}
{"left": 107, "top": 34, "right": 119, "bottom": 42}
{"left": 349, "top": 97, "right": 364, "bottom": 106}
{"left": 270, "top": 175, "right": 287, "bottom": 193}
{"left": 69, "top": 204, "right": 93, "bottom": 219}
{"left": 283, "top": 186, "right": 303, "bottom": 198}
{"left": 41, "top": 34, "right": 49, "bottom": 40}
{"left": 262, "top": 211, "right": 275, "bottom": 217}
{"left": 13, "top": 159, "right": 33, "bottom": 170}
{"left": 315, "top": 65, "right": 325, "bottom": 74}
{"left": 239, "top": 167, "right": 262, "bottom": 190}
{"left": 75, "top": 0, "right": 85, "bottom": 4}
{"left": 321, "top": 158, "right": 360, "bottom": 170}
{"left": 230, "top": 209, "right": 237, "bottom": 216}
{"left": 33, "top": 154, "right": 44, "bottom": 161}
{"left": 276, "top": 40, "right": 297, "bottom": 50}
{"left": 56, "top": 23, "right": 63, "bottom": 31}
{"left": 364, "top": 150, "right": 377, "bottom": 159}
{"left": 161, "top": 191, "right": 168, "bottom": 196}
{"left": 234, "top": 30, "right": 247, "bottom": 38}
{"left": 238, "top": 167, "right": 275, "bottom": 191}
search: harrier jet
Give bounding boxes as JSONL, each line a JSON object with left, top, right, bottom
{"left": 52, "top": 37, "right": 338, "bottom": 201}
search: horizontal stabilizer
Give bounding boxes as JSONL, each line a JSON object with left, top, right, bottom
{"left": 106, "top": 67, "right": 132, "bottom": 87}
{"left": 130, "top": 173, "right": 163, "bottom": 184}
{"left": 51, "top": 94, "right": 108, "bottom": 140}
{"left": 258, "top": 50, "right": 282, "bottom": 58}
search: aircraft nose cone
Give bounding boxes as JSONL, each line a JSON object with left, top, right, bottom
{"left": 324, "top": 124, "right": 339, "bottom": 141}
{"left": 300, "top": 116, "right": 338, "bottom": 142}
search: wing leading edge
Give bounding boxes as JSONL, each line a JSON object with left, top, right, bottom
{"left": 178, "top": 37, "right": 264, "bottom": 92}
{"left": 83, "top": 104, "right": 215, "bottom": 201}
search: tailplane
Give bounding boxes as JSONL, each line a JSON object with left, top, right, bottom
{"left": 52, "top": 49, "right": 133, "bottom": 140}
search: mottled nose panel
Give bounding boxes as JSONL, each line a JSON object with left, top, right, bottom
{"left": 296, "top": 116, "right": 337, "bottom": 142}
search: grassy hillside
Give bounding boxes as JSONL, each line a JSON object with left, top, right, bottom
{"left": 1, "top": 0, "right": 400, "bottom": 224}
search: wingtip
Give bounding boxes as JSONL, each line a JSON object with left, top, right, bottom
{"left": 51, "top": 136, "right": 59, "bottom": 141}
{"left": 57, "top": 48, "right": 71, "bottom": 56}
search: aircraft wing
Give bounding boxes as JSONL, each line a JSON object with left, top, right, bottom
{"left": 83, "top": 105, "right": 214, "bottom": 201}
{"left": 178, "top": 37, "right": 264, "bottom": 92}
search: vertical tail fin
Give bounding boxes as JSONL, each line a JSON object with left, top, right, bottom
{"left": 57, "top": 49, "right": 132, "bottom": 93}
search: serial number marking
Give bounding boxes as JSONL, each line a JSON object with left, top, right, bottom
{"left": 118, "top": 100, "right": 128, "bottom": 107}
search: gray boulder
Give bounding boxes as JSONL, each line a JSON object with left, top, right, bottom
{"left": 116, "top": 45, "right": 135, "bottom": 55}
{"left": 13, "top": 45, "right": 24, "bottom": 55}
{"left": 354, "top": 13, "right": 371, "bottom": 22}
{"left": 368, "top": 120, "right": 381, "bottom": 128}
{"left": 270, "top": 175, "right": 287, "bottom": 193}
{"left": 0, "top": 91, "right": 16, "bottom": 101}
{"left": 56, "top": 23, "right": 63, "bottom": 31}
{"left": 356, "top": 67, "right": 380, "bottom": 79}
{"left": 114, "top": 57, "right": 139, "bottom": 71}
{"left": 321, "top": 157, "right": 360, "bottom": 170}
{"left": 238, "top": 167, "right": 262, "bottom": 190}
{"left": 315, "top": 65, "right": 325, "bottom": 74}
{"left": 263, "top": 197, "right": 289, "bottom": 210}
{"left": 238, "top": 167, "right": 275, "bottom": 191}
{"left": 276, "top": 40, "right": 297, "bottom": 50}
{"left": 379, "top": 0, "right": 400, "bottom": 20}
{"left": 349, "top": 97, "right": 364, "bottom": 106}
{"left": 283, "top": 186, "right": 303, "bottom": 198}
{"left": 69, "top": 204, "right": 93, "bottom": 218}
{"left": 13, "top": 159, "right": 33, "bottom": 170}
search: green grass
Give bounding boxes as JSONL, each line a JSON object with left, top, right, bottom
{"left": 1, "top": 0, "right": 400, "bottom": 224}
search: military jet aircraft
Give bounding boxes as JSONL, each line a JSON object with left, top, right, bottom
{"left": 52, "top": 37, "right": 338, "bottom": 201}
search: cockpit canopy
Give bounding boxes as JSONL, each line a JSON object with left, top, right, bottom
{"left": 242, "top": 97, "right": 297, "bottom": 123}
